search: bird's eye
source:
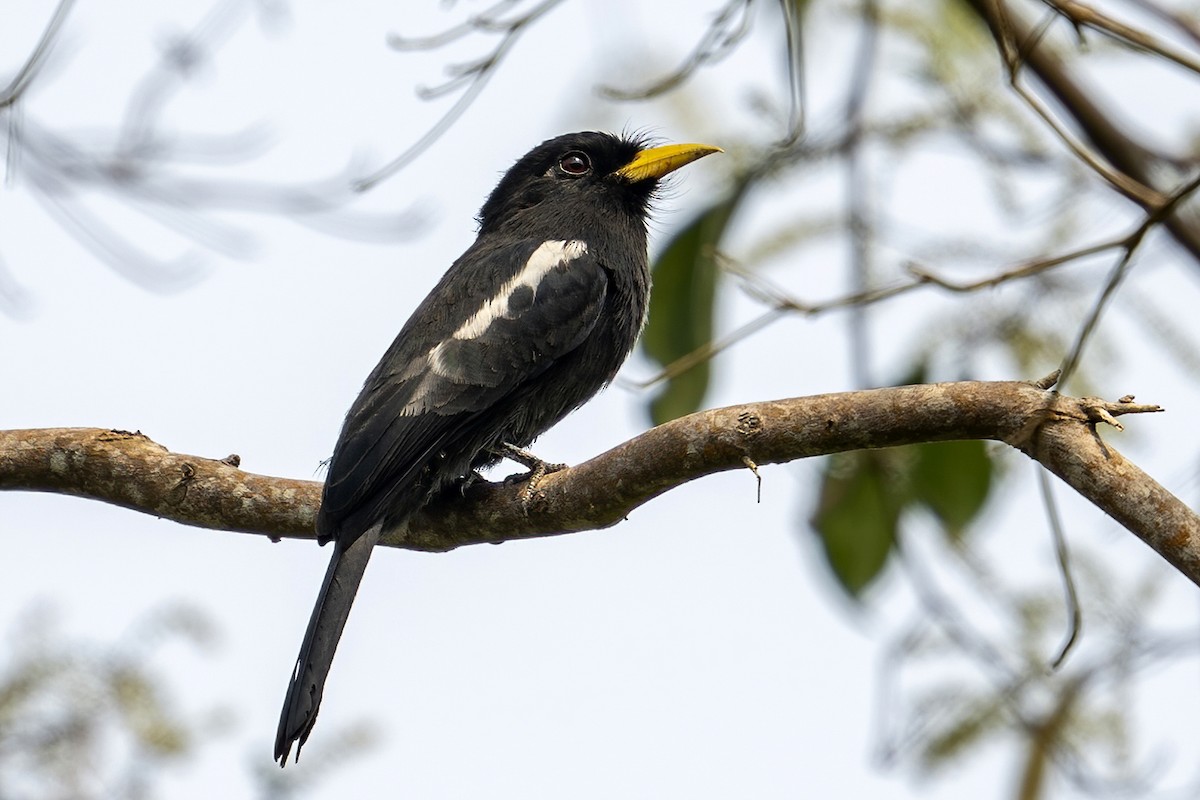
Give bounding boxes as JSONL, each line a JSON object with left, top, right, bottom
{"left": 558, "top": 152, "right": 591, "bottom": 176}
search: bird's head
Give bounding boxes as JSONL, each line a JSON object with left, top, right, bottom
{"left": 477, "top": 132, "right": 721, "bottom": 235}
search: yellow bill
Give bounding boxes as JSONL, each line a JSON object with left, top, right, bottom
{"left": 616, "top": 142, "right": 723, "bottom": 183}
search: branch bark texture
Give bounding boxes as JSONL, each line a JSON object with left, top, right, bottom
{"left": 2, "top": 380, "right": 1196, "bottom": 586}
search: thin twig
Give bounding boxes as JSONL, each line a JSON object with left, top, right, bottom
{"left": 356, "top": 0, "right": 565, "bottom": 191}
{"left": 114, "top": 0, "right": 251, "bottom": 162}
{"left": 966, "top": 0, "right": 1200, "bottom": 267}
{"left": 598, "top": 0, "right": 755, "bottom": 100}
{"left": 1058, "top": 171, "right": 1200, "bottom": 385}
{"left": 637, "top": 158, "right": 1198, "bottom": 394}
{"left": 385, "top": 0, "right": 523, "bottom": 49}
{"left": 777, "top": 0, "right": 807, "bottom": 144}
{"left": 0, "top": 0, "right": 419, "bottom": 302}
{"left": 908, "top": 236, "right": 1126, "bottom": 291}
{"left": 624, "top": 306, "right": 789, "bottom": 391}
{"left": 1043, "top": 0, "right": 1200, "bottom": 76}
{"left": 986, "top": 0, "right": 1164, "bottom": 206}
{"left": 844, "top": 0, "right": 881, "bottom": 388}
{"left": 1121, "top": 0, "right": 1200, "bottom": 47}
{"left": 0, "top": 0, "right": 75, "bottom": 109}
{"left": 1039, "top": 468, "right": 1081, "bottom": 670}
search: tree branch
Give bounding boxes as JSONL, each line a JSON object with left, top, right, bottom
{"left": 2, "top": 381, "right": 1193, "bottom": 585}
{"left": 963, "top": 0, "right": 1200, "bottom": 268}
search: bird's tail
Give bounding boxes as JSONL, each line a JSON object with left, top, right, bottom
{"left": 275, "top": 523, "right": 382, "bottom": 765}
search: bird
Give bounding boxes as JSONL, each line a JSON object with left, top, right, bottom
{"left": 275, "top": 131, "right": 721, "bottom": 765}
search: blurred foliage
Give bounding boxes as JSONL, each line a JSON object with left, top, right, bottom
{"left": 812, "top": 449, "right": 907, "bottom": 596}
{"left": 810, "top": 362, "right": 996, "bottom": 597}
{"left": 910, "top": 439, "right": 993, "bottom": 540}
{"left": 0, "top": 603, "right": 218, "bottom": 800}
{"left": 0, "top": 603, "right": 376, "bottom": 800}
{"left": 811, "top": 437, "right": 995, "bottom": 597}
{"left": 878, "top": 550, "right": 1197, "bottom": 797}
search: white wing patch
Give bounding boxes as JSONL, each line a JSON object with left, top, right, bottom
{"left": 402, "top": 239, "right": 588, "bottom": 415}
{"left": 451, "top": 239, "right": 587, "bottom": 342}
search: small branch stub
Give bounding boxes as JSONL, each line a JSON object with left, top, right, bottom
{"left": 1033, "top": 369, "right": 1062, "bottom": 390}
{"left": 1078, "top": 396, "right": 1164, "bottom": 431}
{"left": 741, "top": 455, "right": 762, "bottom": 503}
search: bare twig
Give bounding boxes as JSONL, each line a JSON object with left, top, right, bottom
{"left": 1042, "top": 0, "right": 1200, "bottom": 76}
{"left": 989, "top": 1, "right": 1165, "bottom": 207}
{"left": 384, "top": 0, "right": 524, "bottom": 49}
{"left": 625, "top": 306, "right": 789, "bottom": 390}
{"left": 1039, "top": 467, "right": 1081, "bottom": 669}
{"left": 778, "top": 0, "right": 807, "bottom": 144}
{"left": 1, "top": 0, "right": 419, "bottom": 304}
{"left": 114, "top": 0, "right": 256, "bottom": 162}
{"left": 598, "top": 0, "right": 755, "bottom": 100}
{"left": 633, "top": 216, "right": 1150, "bottom": 392}
{"left": 0, "top": 0, "right": 75, "bottom": 110}
{"left": 844, "top": 0, "right": 882, "bottom": 388}
{"left": 1121, "top": 0, "right": 1200, "bottom": 47}
{"left": 633, "top": 156, "right": 1198, "bottom": 395}
{"left": 1057, "top": 172, "right": 1200, "bottom": 385}
{"left": 2, "top": 0, "right": 74, "bottom": 191}
{"left": 964, "top": 0, "right": 1200, "bottom": 268}
{"left": 356, "top": 0, "right": 565, "bottom": 191}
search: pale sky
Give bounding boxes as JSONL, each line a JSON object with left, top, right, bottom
{"left": 4, "top": 2, "right": 1200, "bottom": 799}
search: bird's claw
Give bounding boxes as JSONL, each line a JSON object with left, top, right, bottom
{"left": 458, "top": 470, "right": 488, "bottom": 496}
{"left": 495, "top": 443, "right": 566, "bottom": 511}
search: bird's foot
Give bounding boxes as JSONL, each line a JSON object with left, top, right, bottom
{"left": 457, "top": 470, "right": 488, "bottom": 496}
{"left": 495, "top": 443, "right": 566, "bottom": 509}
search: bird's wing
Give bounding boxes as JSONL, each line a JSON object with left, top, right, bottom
{"left": 318, "top": 239, "right": 608, "bottom": 539}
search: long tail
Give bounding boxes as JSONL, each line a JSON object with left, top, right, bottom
{"left": 275, "top": 523, "right": 382, "bottom": 765}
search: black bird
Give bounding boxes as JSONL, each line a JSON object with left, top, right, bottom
{"left": 275, "top": 131, "right": 720, "bottom": 764}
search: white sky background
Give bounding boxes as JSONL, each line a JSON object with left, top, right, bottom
{"left": 3, "top": 1, "right": 1200, "bottom": 798}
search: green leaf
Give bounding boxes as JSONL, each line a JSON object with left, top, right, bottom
{"left": 811, "top": 451, "right": 906, "bottom": 597}
{"left": 911, "top": 439, "right": 993, "bottom": 539}
{"left": 642, "top": 187, "right": 746, "bottom": 424}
